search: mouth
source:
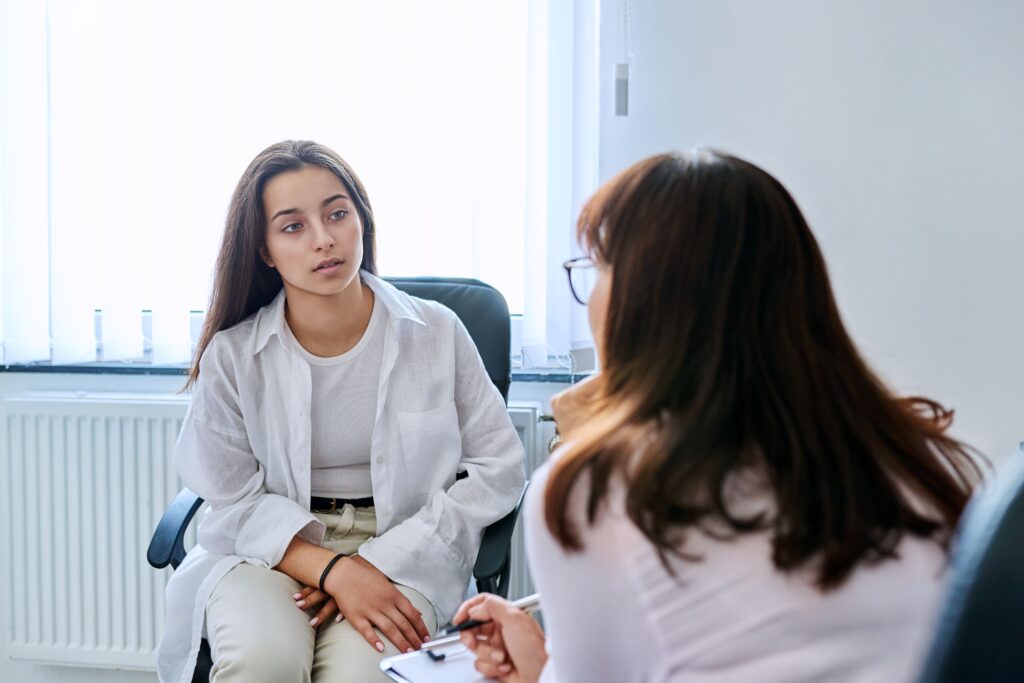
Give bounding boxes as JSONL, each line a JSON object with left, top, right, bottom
{"left": 313, "top": 258, "right": 344, "bottom": 272}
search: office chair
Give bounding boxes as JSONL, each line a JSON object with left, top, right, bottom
{"left": 917, "top": 443, "right": 1024, "bottom": 682}
{"left": 147, "top": 277, "right": 528, "bottom": 682}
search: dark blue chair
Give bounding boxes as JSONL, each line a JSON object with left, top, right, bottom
{"left": 147, "top": 277, "right": 528, "bottom": 682}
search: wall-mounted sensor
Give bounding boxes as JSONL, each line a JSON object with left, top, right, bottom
{"left": 615, "top": 63, "right": 629, "bottom": 116}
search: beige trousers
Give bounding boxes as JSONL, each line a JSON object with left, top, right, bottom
{"left": 205, "top": 505, "right": 437, "bottom": 683}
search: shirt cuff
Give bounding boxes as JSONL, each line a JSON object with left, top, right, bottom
{"left": 236, "top": 493, "right": 326, "bottom": 567}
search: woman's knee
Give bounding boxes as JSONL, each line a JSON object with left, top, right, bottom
{"left": 311, "top": 620, "right": 390, "bottom": 683}
{"left": 206, "top": 563, "right": 313, "bottom": 682}
{"left": 212, "top": 633, "right": 313, "bottom": 683}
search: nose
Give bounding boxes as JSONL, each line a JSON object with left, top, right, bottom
{"left": 311, "top": 220, "right": 335, "bottom": 251}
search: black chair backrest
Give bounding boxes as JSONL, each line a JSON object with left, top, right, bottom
{"left": 386, "top": 277, "right": 511, "bottom": 402}
{"left": 917, "top": 444, "right": 1024, "bottom": 682}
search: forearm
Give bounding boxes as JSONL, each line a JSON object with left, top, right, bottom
{"left": 275, "top": 535, "right": 338, "bottom": 587}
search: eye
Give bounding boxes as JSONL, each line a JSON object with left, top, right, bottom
{"left": 282, "top": 223, "right": 302, "bottom": 233}
{"left": 329, "top": 209, "right": 348, "bottom": 221}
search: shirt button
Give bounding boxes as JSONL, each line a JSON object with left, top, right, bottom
{"left": 376, "top": 455, "right": 384, "bottom": 464}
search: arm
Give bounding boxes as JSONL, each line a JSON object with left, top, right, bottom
{"left": 176, "top": 336, "right": 324, "bottom": 568}
{"left": 357, "top": 313, "right": 527, "bottom": 620}
{"left": 281, "top": 536, "right": 431, "bottom": 651}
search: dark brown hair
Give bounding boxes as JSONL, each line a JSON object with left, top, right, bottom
{"left": 185, "top": 140, "right": 377, "bottom": 389}
{"left": 545, "top": 150, "right": 982, "bottom": 589}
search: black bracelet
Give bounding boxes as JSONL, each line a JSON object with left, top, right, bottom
{"left": 319, "top": 553, "right": 346, "bottom": 593}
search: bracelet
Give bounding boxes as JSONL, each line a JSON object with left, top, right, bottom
{"left": 548, "top": 433, "right": 563, "bottom": 453}
{"left": 319, "top": 552, "right": 346, "bottom": 593}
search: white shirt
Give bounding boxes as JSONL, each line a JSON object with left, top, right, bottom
{"left": 280, "top": 287, "right": 387, "bottom": 498}
{"left": 156, "top": 272, "right": 526, "bottom": 683}
{"left": 526, "top": 457, "right": 948, "bottom": 683}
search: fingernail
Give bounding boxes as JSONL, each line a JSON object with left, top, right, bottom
{"left": 406, "top": 648, "right": 414, "bottom": 653}
{"left": 309, "top": 617, "right": 319, "bottom": 626}
{"left": 375, "top": 642, "right": 385, "bottom": 652}
{"left": 292, "top": 593, "right": 302, "bottom": 600}
{"left": 499, "top": 664, "right": 512, "bottom": 673}
{"left": 296, "top": 600, "right": 306, "bottom": 608}
{"left": 334, "top": 615, "right": 342, "bottom": 622}
{"left": 491, "top": 650, "right": 505, "bottom": 662}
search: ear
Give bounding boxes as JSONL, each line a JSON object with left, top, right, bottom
{"left": 259, "top": 246, "right": 274, "bottom": 268}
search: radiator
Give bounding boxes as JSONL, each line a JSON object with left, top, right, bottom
{"left": 1, "top": 391, "right": 190, "bottom": 669}
{"left": 0, "top": 391, "right": 544, "bottom": 670}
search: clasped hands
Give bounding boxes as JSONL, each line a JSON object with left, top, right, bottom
{"left": 292, "top": 554, "right": 430, "bottom": 654}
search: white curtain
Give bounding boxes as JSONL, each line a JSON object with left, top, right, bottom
{"left": 1, "top": 1, "right": 51, "bottom": 364}
{"left": 1, "top": 0, "right": 593, "bottom": 366}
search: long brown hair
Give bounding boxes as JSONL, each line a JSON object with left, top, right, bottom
{"left": 546, "top": 150, "right": 982, "bottom": 589}
{"left": 185, "top": 140, "right": 377, "bottom": 390}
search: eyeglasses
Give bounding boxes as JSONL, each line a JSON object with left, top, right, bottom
{"left": 563, "top": 256, "right": 596, "bottom": 305}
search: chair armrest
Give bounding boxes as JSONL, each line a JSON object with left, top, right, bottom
{"left": 147, "top": 488, "right": 204, "bottom": 570}
{"left": 474, "top": 482, "right": 529, "bottom": 586}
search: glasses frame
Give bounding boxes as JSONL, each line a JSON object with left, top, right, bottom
{"left": 563, "top": 256, "right": 596, "bottom": 305}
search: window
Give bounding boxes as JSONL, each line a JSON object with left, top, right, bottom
{"left": 0, "top": 0, "right": 597, "bottom": 367}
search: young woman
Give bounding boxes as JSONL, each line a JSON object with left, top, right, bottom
{"left": 455, "top": 150, "right": 982, "bottom": 682}
{"left": 156, "top": 140, "right": 525, "bottom": 683}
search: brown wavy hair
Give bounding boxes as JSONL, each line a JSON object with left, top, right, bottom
{"left": 185, "top": 140, "right": 377, "bottom": 390}
{"left": 545, "top": 150, "right": 982, "bottom": 589}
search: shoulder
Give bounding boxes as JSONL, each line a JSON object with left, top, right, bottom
{"left": 384, "top": 294, "right": 463, "bottom": 352}
{"left": 213, "top": 316, "right": 259, "bottom": 350}
{"left": 527, "top": 452, "right": 638, "bottom": 556}
{"left": 364, "top": 274, "right": 460, "bottom": 332}
{"left": 201, "top": 318, "right": 256, "bottom": 369}
{"left": 194, "top": 306, "right": 271, "bottom": 393}
{"left": 406, "top": 294, "right": 461, "bottom": 330}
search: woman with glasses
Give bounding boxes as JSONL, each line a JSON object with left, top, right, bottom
{"left": 453, "top": 150, "right": 981, "bottom": 682}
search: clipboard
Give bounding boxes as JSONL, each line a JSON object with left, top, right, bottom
{"left": 380, "top": 593, "right": 540, "bottom": 682}
{"left": 379, "top": 639, "right": 496, "bottom": 682}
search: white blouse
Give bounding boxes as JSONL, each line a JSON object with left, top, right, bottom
{"left": 156, "top": 273, "right": 526, "bottom": 683}
{"left": 526, "top": 457, "right": 948, "bottom": 683}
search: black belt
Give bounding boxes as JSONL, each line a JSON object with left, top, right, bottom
{"left": 310, "top": 496, "right": 375, "bottom": 512}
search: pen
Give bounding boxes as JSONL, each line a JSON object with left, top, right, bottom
{"left": 431, "top": 593, "right": 542, "bottom": 641}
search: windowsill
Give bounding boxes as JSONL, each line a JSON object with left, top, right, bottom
{"left": 0, "top": 362, "right": 588, "bottom": 384}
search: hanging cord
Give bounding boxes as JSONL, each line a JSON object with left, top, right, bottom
{"left": 622, "top": 0, "right": 635, "bottom": 64}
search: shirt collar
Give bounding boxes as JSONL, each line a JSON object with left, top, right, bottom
{"left": 251, "top": 270, "right": 425, "bottom": 355}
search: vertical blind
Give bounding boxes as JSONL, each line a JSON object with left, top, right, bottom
{"left": 0, "top": 0, "right": 592, "bottom": 366}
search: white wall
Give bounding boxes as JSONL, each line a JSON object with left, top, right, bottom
{"left": 599, "top": 0, "right": 1024, "bottom": 460}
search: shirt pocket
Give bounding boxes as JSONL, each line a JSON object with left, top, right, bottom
{"left": 396, "top": 401, "right": 462, "bottom": 497}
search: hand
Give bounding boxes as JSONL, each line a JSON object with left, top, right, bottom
{"left": 454, "top": 594, "right": 547, "bottom": 683}
{"left": 312, "top": 555, "right": 430, "bottom": 653}
{"left": 550, "top": 372, "right": 602, "bottom": 441}
{"left": 292, "top": 585, "right": 340, "bottom": 629}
